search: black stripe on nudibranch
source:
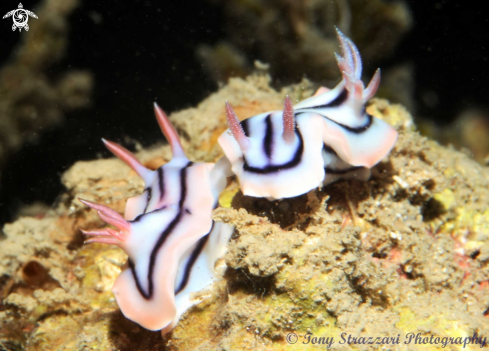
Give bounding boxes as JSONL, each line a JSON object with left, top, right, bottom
{"left": 130, "top": 205, "right": 167, "bottom": 223}
{"left": 242, "top": 129, "right": 304, "bottom": 174}
{"left": 130, "top": 210, "right": 184, "bottom": 299}
{"left": 263, "top": 114, "right": 273, "bottom": 158}
{"left": 157, "top": 167, "right": 165, "bottom": 200}
{"left": 333, "top": 113, "right": 373, "bottom": 134}
{"left": 174, "top": 228, "right": 211, "bottom": 295}
{"left": 305, "top": 88, "right": 348, "bottom": 109}
{"left": 325, "top": 166, "right": 362, "bottom": 175}
{"left": 128, "top": 258, "right": 145, "bottom": 296}
{"left": 178, "top": 162, "right": 193, "bottom": 210}
{"left": 130, "top": 161, "right": 194, "bottom": 300}
{"left": 241, "top": 119, "right": 249, "bottom": 137}
{"left": 297, "top": 87, "right": 374, "bottom": 134}
{"left": 143, "top": 187, "right": 152, "bottom": 214}
{"left": 322, "top": 144, "right": 338, "bottom": 156}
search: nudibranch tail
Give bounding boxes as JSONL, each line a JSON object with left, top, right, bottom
{"left": 282, "top": 95, "right": 295, "bottom": 144}
{"left": 154, "top": 102, "right": 186, "bottom": 159}
{"left": 224, "top": 101, "right": 251, "bottom": 152}
{"left": 102, "top": 139, "right": 154, "bottom": 185}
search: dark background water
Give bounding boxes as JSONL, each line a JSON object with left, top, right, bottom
{"left": 0, "top": 0, "right": 488, "bottom": 225}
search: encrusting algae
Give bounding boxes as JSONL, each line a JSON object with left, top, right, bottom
{"left": 1, "top": 74, "right": 489, "bottom": 350}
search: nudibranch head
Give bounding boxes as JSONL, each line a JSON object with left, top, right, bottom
{"left": 80, "top": 103, "right": 229, "bottom": 332}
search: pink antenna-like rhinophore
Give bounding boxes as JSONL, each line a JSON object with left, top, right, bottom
{"left": 224, "top": 102, "right": 251, "bottom": 152}
{"left": 102, "top": 139, "right": 152, "bottom": 184}
{"left": 153, "top": 103, "right": 186, "bottom": 159}
{"left": 363, "top": 68, "right": 381, "bottom": 101}
{"left": 282, "top": 95, "right": 295, "bottom": 143}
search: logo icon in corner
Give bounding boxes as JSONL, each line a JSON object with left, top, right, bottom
{"left": 3, "top": 3, "right": 38, "bottom": 32}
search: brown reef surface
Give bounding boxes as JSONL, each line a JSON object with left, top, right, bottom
{"left": 1, "top": 74, "right": 489, "bottom": 351}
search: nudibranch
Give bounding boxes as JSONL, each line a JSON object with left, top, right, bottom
{"left": 218, "top": 28, "right": 397, "bottom": 199}
{"left": 80, "top": 104, "right": 232, "bottom": 334}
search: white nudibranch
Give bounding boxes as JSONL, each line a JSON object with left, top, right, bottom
{"left": 80, "top": 104, "right": 232, "bottom": 334}
{"left": 79, "top": 28, "right": 397, "bottom": 336}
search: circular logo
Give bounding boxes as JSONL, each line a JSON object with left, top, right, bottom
{"left": 286, "top": 333, "right": 298, "bottom": 344}
{"left": 13, "top": 9, "right": 28, "bottom": 27}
